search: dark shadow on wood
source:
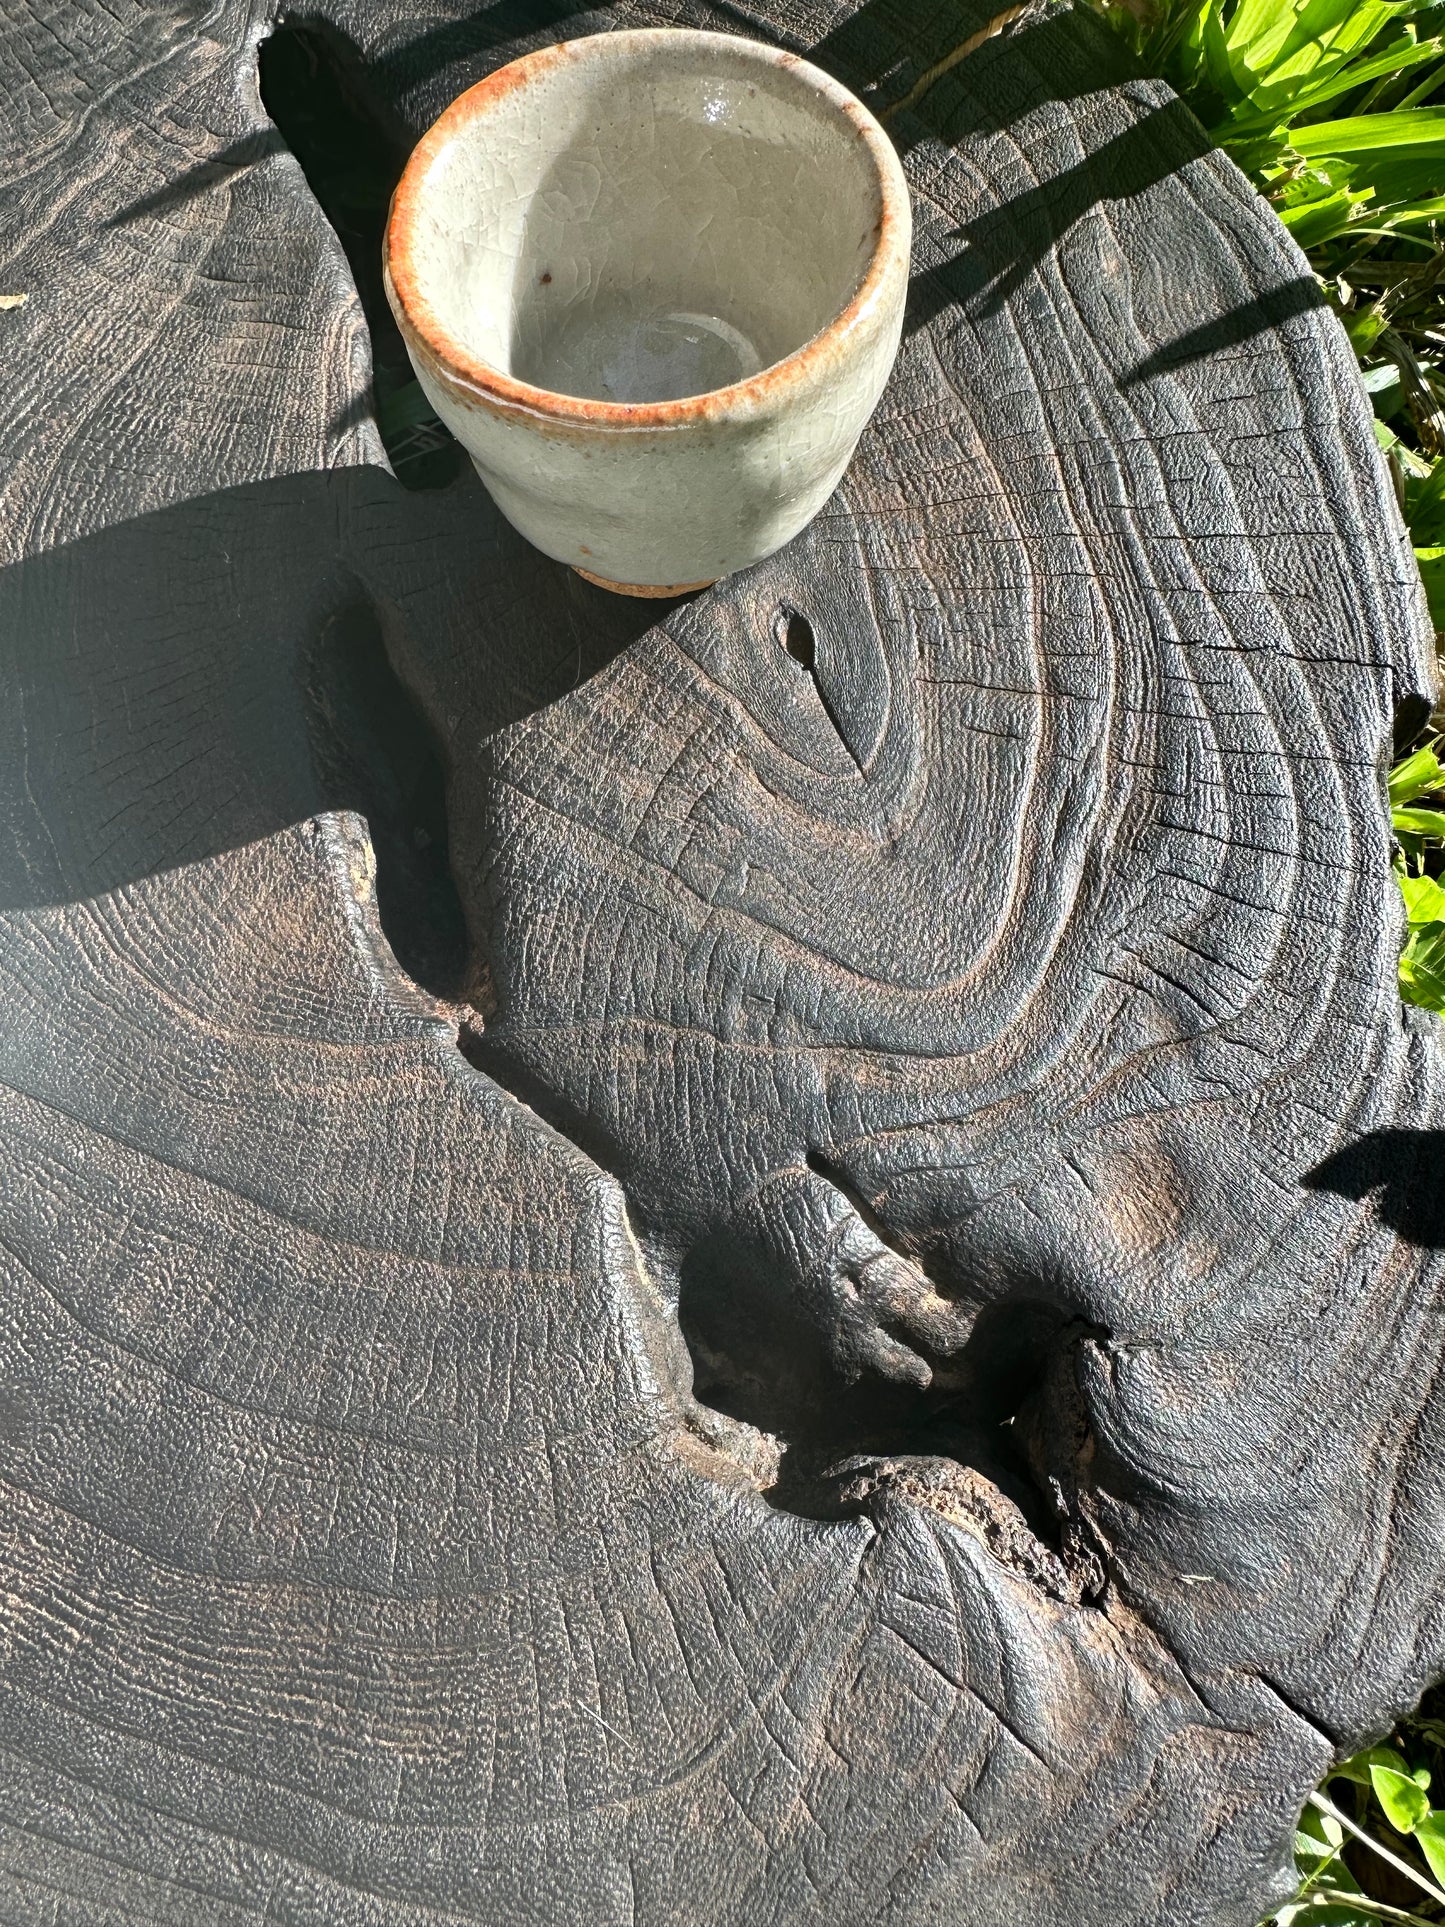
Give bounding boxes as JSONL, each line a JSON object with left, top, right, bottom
{"left": 259, "top": 22, "right": 466, "bottom": 488}
{"left": 0, "top": 472, "right": 460, "bottom": 994}
{"left": 108, "top": 22, "right": 472, "bottom": 491}
{"left": 1120, "top": 277, "right": 1329, "bottom": 385}
{"left": 806, "top": 0, "right": 1139, "bottom": 132}
{"left": 1305, "top": 1129, "right": 1445, "bottom": 1247}
{"left": 366, "top": 0, "right": 598, "bottom": 101}
{"left": 103, "top": 129, "right": 289, "bottom": 225}
{"left": 0, "top": 469, "right": 671, "bottom": 971}
{"left": 906, "top": 97, "right": 1216, "bottom": 334}
{"left": 303, "top": 594, "right": 470, "bottom": 995}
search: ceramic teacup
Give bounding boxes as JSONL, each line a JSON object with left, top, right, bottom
{"left": 383, "top": 28, "right": 911, "bottom": 595}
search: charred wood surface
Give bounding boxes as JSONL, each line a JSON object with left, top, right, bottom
{"left": 0, "top": 1, "right": 1441, "bottom": 1921}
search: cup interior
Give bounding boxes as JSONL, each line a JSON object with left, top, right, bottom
{"left": 401, "top": 33, "right": 888, "bottom": 405}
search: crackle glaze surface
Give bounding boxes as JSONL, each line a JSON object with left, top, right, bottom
{"left": 384, "top": 28, "right": 911, "bottom": 588}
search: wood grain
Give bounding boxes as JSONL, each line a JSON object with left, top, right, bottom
{"left": 0, "top": 0, "right": 1440, "bottom": 1921}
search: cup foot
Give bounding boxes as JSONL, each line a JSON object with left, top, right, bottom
{"left": 574, "top": 565, "right": 716, "bottom": 598}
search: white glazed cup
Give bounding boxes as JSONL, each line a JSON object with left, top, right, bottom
{"left": 383, "top": 29, "right": 911, "bottom": 595}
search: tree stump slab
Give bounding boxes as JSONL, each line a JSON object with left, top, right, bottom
{"left": 1, "top": 1, "right": 1443, "bottom": 1923}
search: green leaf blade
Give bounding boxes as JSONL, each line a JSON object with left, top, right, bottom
{"left": 1278, "top": 184, "right": 1373, "bottom": 244}
{"left": 1389, "top": 745, "right": 1444, "bottom": 803}
{"left": 1414, "top": 545, "right": 1445, "bottom": 626}
{"left": 1399, "top": 869, "right": 1445, "bottom": 924}
{"left": 1370, "top": 1761, "right": 1432, "bottom": 1832}
{"left": 1414, "top": 1811, "right": 1445, "bottom": 1887}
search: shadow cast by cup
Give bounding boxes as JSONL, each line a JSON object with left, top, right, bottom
{"left": 0, "top": 465, "right": 677, "bottom": 991}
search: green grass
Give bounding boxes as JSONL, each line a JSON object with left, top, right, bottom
{"left": 1081, "top": 0, "right": 1445, "bottom": 1914}
{"left": 1393, "top": 739, "right": 1445, "bottom": 1005}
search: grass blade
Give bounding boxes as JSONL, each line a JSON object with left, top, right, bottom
{"left": 1215, "top": 37, "right": 1444, "bottom": 140}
